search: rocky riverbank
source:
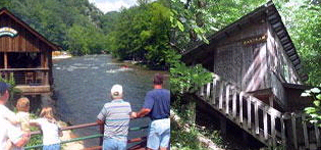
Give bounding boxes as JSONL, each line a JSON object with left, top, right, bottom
{"left": 58, "top": 121, "right": 85, "bottom": 150}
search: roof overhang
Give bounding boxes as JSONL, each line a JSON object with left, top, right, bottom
{"left": 182, "top": 1, "right": 308, "bottom": 82}
{"left": 0, "top": 7, "right": 60, "bottom": 51}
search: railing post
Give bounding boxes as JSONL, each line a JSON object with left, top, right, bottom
{"left": 315, "top": 123, "right": 320, "bottom": 147}
{"left": 271, "top": 114, "right": 276, "bottom": 147}
{"left": 4, "top": 52, "right": 8, "bottom": 68}
{"left": 219, "top": 82, "right": 224, "bottom": 110}
{"left": 314, "top": 123, "right": 320, "bottom": 147}
{"left": 239, "top": 92, "right": 244, "bottom": 124}
{"left": 254, "top": 100, "right": 259, "bottom": 135}
{"left": 247, "top": 96, "right": 252, "bottom": 129}
{"left": 281, "top": 115, "right": 286, "bottom": 147}
{"left": 302, "top": 114, "right": 309, "bottom": 149}
{"left": 232, "top": 90, "right": 237, "bottom": 119}
{"left": 291, "top": 113, "right": 298, "bottom": 149}
{"left": 263, "top": 106, "right": 268, "bottom": 140}
{"left": 206, "top": 83, "right": 211, "bottom": 99}
{"left": 226, "top": 84, "right": 230, "bottom": 115}
{"left": 212, "top": 77, "right": 217, "bottom": 105}
{"left": 99, "top": 122, "right": 104, "bottom": 146}
{"left": 200, "top": 85, "right": 204, "bottom": 97}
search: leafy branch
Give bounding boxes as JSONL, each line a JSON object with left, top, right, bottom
{"left": 301, "top": 86, "right": 321, "bottom": 126}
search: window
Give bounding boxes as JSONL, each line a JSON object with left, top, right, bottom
{"left": 281, "top": 56, "right": 290, "bottom": 82}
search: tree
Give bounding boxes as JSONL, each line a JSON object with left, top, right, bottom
{"left": 277, "top": 0, "right": 321, "bottom": 86}
{"left": 105, "top": 0, "right": 172, "bottom": 69}
{"left": 5, "top": 0, "right": 107, "bottom": 54}
{"left": 302, "top": 86, "right": 321, "bottom": 126}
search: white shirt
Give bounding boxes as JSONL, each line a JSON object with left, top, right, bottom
{"left": 0, "top": 105, "right": 16, "bottom": 121}
{"left": 0, "top": 105, "right": 23, "bottom": 150}
{"left": 32, "top": 118, "right": 60, "bottom": 145}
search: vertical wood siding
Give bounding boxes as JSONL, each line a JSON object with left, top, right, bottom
{"left": 0, "top": 13, "right": 52, "bottom": 52}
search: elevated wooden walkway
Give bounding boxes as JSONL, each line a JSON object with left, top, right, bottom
{"left": 197, "top": 74, "right": 321, "bottom": 149}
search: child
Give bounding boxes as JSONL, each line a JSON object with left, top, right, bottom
{"left": 5, "top": 97, "right": 31, "bottom": 150}
{"left": 30, "top": 106, "right": 63, "bottom": 150}
{"left": 16, "top": 97, "right": 31, "bottom": 133}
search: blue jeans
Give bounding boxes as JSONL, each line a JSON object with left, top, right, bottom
{"left": 43, "top": 143, "right": 60, "bottom": 150}
{"left": 147, "top": 118, "right": 170, "bottom": 150}
{"left": 103, "top": 138, "right": 127, "bottom": 150}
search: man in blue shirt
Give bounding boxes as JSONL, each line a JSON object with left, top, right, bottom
{"left": 133, "top": 73, "right": 170, "bottom": 150}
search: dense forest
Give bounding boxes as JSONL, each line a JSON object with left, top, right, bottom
{"left": 0, "top": 0, "right": 171, "bottom": 70}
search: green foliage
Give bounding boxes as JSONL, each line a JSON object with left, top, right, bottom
{"left": 171, "top": 121, "right": 208, "bottom": 150}
{"left": 0, "top": 73, "right": 22, "bottom": 107}
{"left": 277, "top": 0, "right": 321, "bottom": 86}
{"left": 25, "top": 113, "right": 43, "bottom": 148}
{"left": 170, "top": 0, "right": 266, "bottom": 50}
{"left": 1, "top": 0, "right": 175, "bottom": 69}
{"left": 3, "top": 0, "right": 105, "bottom": 55}
{"left": 302, "top": 86, "right": 321, "bottom": 126}
{"left": 104, "top": 0, "right": 172, "bottom": 69}
{"left": 170, "top": 62, "right": 213, "bottom": 94}
{"left": 171, "top": 107, "right": 228, "bottom": 149}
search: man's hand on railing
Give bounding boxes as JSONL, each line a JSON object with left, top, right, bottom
{"left": 130, "top": 112, "right": 137, "bottom": 119}
{"left": 96, "top": 119, "right": 104, "bottom": 125}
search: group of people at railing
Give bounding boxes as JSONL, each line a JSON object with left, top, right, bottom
{"left": 96, "top": 73, "right": 170, "bottom": 150}
{"left": 0, "top": 83, "right": 63, "bottom": 150}
{"left": 0, "top": 73, "right": 170, "bottom": 150}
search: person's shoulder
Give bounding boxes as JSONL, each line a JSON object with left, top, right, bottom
{"left": 150, "top": 89, "right": 169, "bottom": 94}
{"left": 17, "top": 111, "right": 29, "bottom": 117}
{"left": 0, "top": 105, "right": 15, "bottom": 118}
{"left": 122, "top": 100, "right": 131, "bottom": 105}
{"left": 37, "top": 118, "right": 48, "bottom": 122}
{"left": 162, "top": 89, "right": 170, "bottom": 93}
{"left": 0, "top": 104, "right": 10, "bottom": 112}
{"left": 103, "top": 101, "right": 113, "bottom": 106}
{"left": 0, "top": 104, "right": 6, "bottom": 109}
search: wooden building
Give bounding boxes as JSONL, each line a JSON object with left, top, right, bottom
{"left": 0, "top": 8, "right": 58, "bottom": 96}
{"left": 182, "top": 2, "right": 319, "bottom": 149}
{"left": 183, "top": 1, "right": 309, "bottom": 112}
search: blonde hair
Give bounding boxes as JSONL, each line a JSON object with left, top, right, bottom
{"left": 16, "top": 97, "right": 30, "bottom": 112}
{"left": 40, "top": 106, "right": 56, "bottom": 122}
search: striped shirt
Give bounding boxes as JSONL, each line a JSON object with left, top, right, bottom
{"left": 97, "top": 99, "right": 131, "bottom": 142}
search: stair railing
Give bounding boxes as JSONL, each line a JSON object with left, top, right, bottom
{"left": 198, "top": 74, "right": 286, "bottom": 147}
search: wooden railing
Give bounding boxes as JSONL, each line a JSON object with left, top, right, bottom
{"left": 25, "top": 120, "right": 148, "bottom": 150}
{"left": 198, "top": 74, "right": 321, "bottom": 149}
{"left": 0, "top": 68, "right": 49, "bottom": 85}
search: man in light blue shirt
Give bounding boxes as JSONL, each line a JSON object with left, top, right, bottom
{"left": 97, "top": 84, "right": 132, "bottom": 150}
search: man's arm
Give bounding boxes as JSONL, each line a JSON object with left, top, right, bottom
{"left": 13, "top": 133, "right": 30, "bottom": 147}
{"left": 136, "top": 108, "right": 151, "bottom": 118}
{"left": 5, "top": 116, "right": 19, "bottom": 125}
{"left": 96, "top": 119, "right": 104, "bottom": 125}
{"left": 96, "top": 119, "right": 105, "bottom": 136}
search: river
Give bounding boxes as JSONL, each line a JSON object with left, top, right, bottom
{"left": 52, "top": 54, "right": 168, "bottom": 147}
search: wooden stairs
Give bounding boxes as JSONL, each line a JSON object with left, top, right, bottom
{"left": 197, "top": 74, "right": 321, "bottom": 150}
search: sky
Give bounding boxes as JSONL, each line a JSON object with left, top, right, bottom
{"left": 88, "top": 0, "right": 137, "bottom": 13}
